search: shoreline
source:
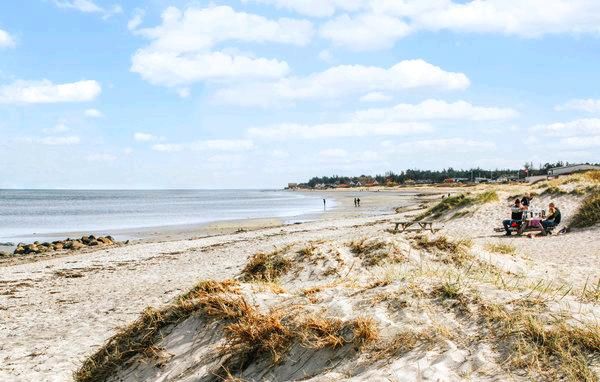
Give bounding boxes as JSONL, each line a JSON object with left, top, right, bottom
{"left": 0, "top": 188, "right": 428, "bottom": 256}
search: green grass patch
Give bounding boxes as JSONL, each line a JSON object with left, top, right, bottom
{"left": 570, "top": 190, "right": 600, "bottom": 228}
{"left": 415, "top": 191, "right": 498, "bottom": 220}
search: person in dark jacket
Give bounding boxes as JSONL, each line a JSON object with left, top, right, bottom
{"left": 521, "top": 193, "right": 533, "bottom": 209}
{"left": 503, "top": 199, "right": 526, "bottom": 236}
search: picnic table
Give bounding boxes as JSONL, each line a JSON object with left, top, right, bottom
{"left": 391, "top": 221, "right": 435, "bottom": 233}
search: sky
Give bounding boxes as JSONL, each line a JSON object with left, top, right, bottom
{"left": 1, "top": 0, "right": 600, "bottom": 189}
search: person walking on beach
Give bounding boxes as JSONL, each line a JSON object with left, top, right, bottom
{"left": 354, "top": 198, "right": 357, "bottom": 207}
{"left": 357, "top": 198, "right": 361, "bottom": 207}
{"left": 323, "top": 199, "right": 326, "bottom": 210}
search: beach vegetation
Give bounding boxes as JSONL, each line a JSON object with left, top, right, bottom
{"left": 241, "top": 248, "right": 293, "bottom": 282}
{"left": 411, "top": 235, "right": 473, "bottom": 266}
{"left": 415, "top": 191, "right": 498, "bottom": 220}
{"left": 570, "top": 190, "right": 600, "bottom": 228}
{"left": 349, "top": 238, "right": 406, "bottom": 266}
{"left": 485, "top": 243, "right": 516, "bottom": 255}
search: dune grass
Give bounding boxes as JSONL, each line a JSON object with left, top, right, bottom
{"left": 485, "top": 243, "right": 516, "bottom": 255}
{"left": 412, "top": 235, "right": 473, "bottom": 266}
{"left": 349, "top": 238, "right": 406, "bottom": 266}
{"left": 241, "top": 248, "right": 292, "bottom": 282}
{"left": 415, "top": 190, "right": 498, "bottom": 220}
{"left": 570, "top": 190, "right": 600, "bottom": 228}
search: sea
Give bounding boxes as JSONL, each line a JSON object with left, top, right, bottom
{"left": 0, "top": 189, "right": 330, "bottom": 244}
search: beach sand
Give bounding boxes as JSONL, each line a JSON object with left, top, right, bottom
{"left": 1, "top": 183, "right": 598, "bottom": 381}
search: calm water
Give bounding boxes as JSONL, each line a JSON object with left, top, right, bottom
{"left": 0, "top": 190, "right": 329, "bottom": 242}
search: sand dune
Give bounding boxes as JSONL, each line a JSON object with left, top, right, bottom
{"left": 1, "top": 176, "right": 599, "bottom": 382}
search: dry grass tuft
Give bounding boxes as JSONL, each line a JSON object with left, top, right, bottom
{"left": 179, "top": 279, "right": 240, "bottom": 301}
{"left": 479, "top": 303, "right": 600, "bottom": 381}
{"left": 298, "top": 315, "right": 348, "bottom": 349}
{"left": 570, "top": 190, "right": 600, "bottom": 228}
{"left": 352, "top": 317, "right": 379, "bottom": 347}
{"left": 584, "top": 170, "right": 600, "bottom": 183}
{"left": 241, "top": 248, "right": 292, "bottom": 282}
{"left": 74, "top": 303, "right": 200, "bottom": 382}
{"left": 224, "top": 309, "right": 294, "bottom": 364}
{"left": 415, "top": 190, "right": 497, "bottom": 220}
{"left": 349, "top": 238, "right": 406, "bottom": 267}
{"left": 412, "top": 235, "right": 473, "bottom": 266}
{"left": 485, "top": 243, "right": 516, "bottom": 255}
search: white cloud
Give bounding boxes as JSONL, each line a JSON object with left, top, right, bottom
{"left": 39, "top": 136, "right": 81, "bottom": 145}
{"left": 387, "top": 138, "right": 496, "bottom": 153}
{"left": 264, "top": 0, "right": 600, "bottom": 50}
{"left": 84, "top": 108, "right": 103, "bottom": 118}
{"left": 248, "top": 122, "right": 432, "bottom": 140}
{"left": 215, "top": 59, "right": 469, "bottom": 106}
{"left": 241, "top": 0, "right": 365, "bottom": 18}
{"left": 53, "top": 0, "right": 122, "bottom": 19}
{"left": 531, "top": 118, "right": 600, "bottom": 137}
{"left": 0, "top": 80, "right": 101, "bottom": 104}
{"left": 134, "top": 132, "right": 161, "bottom": 142}
{"left": 556, "top": 99, "right": 600, "bottom": 113}
{"left": 128, "top": 9, "right": 145, "bottom": 31}
{"left": 43, "top": 123, "right": 70, "bottom": 134}
{"left": 320, "top": 13, "right": 411, "bottom": 50}
{"left": 360, "top": 92, "right": 392, "bottom": 103}
{"left": 354, "top": 99, "right": 518, "bottom": 121}
{"left": 152, "top": 139, "right": 255, "bottom": 152}
{"left": 86, "top": 153, "right": 117, "bottom": 162}
{"left": 0, "top": 29, "right": 15, "bottom": 48}
{"left": 320, "top": 148, "right": 348, "bottom": 158}
{"left": 130, "top": 5, "right": 313, "bottom": 88}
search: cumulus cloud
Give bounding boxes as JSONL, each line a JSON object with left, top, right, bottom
{"left": 248, "top": 122, "right": 432, "bottom": 140}
{"left": 386, "top": 138, "right": 496, "bottom": 153}
{"left": 130, "top": 5, "right": 313, "bottom": 88}
{"left": 134, "top": 132, "right": 161, "bottom": 142}
{"left": 241, "top": 0, "right": 365, "bottom": 18}
{"left": 39, "top": 136, "right": 81, "bottom": 145}
{"left": 321, "top": 13, "right": 411, "bottom": 50}
{"left": 360, "top": 92, "right": 392, "bottom": 103}
{"left": 0, "top": 29, "right": 15, "bottom": 48}
{"left": 84, "top": 108, "right": 103, "bottom": 118}
{"left": 215, "top": 59, "right": 470, "bottom": 106}
{"left": 556, "top": 99, "right": 600, "bottom": 113}
{"left": 152, "top": 139, "right": 255, "bottom": 152}
{"left": 354, "top": 99, "right": 518, "bottom": 121}
{"left": 52, "top": 0, "right": 122, "bottom": 19}
{"left": 319, "top": 148, "right": 348, "bottom": 158}
{"left": 530, "top": 118, "right": 600, "bottom": 137}
{"left": 127, "top": 8, "right": 144, "bottom": 31}
{"left": 0, "top": 80, "right": 101, "bottom": 104}
{"left": 43, "top": 123, "right": 70, "bottom": 134}
{"left": 273, "top": 0, "right": 600, "bottom": 50}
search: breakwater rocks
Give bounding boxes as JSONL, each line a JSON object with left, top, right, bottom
{"left": 6, "top": 235, "right": 126, "bottom": 256}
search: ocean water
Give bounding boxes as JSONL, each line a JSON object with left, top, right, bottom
{"left": 0, "top": 190, "right": 329, "bottom": 243}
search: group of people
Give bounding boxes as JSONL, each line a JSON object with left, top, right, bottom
{"left": 353, "top": 198, "right": 361, "bottom": 207}
{"left": 502, "top": 193, "right": 562, "bottom": 236}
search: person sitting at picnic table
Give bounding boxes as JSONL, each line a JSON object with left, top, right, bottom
{"left": 521, "top": 193, "right": 533, "bottom": 210}
{"left": 542, "top": 202, "right": 561, "bottom": 231}
{"left": 503, "top": 199, "right": 526, "bottom": 236}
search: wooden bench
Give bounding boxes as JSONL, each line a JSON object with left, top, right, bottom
{"left": 391, "top": 221, "right": 435, "bottom": 233}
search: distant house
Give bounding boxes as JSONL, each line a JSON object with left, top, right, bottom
{"left": 547, "top": 164, "right": 600, "bottom": 177}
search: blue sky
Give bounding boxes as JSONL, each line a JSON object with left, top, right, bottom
{"left": 1, "top": 0, "right": 600, "bottom": 189}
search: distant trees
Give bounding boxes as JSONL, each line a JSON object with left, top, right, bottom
{"left": 302, "top": 162, "right": 600, "bottom": 188}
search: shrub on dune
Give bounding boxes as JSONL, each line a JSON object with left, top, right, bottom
{"left": 570, "top": 191, "right": 600, "bottom": 228}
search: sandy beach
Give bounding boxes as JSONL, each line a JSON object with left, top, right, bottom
{"left": 1, "top": 182, "right": 599, "bottom": 382}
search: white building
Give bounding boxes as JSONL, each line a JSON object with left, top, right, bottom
{"left": 547, "top": 164, "right": 600, "bottom": 176}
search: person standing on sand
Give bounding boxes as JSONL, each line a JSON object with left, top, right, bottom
{"left": 357, "top": 198, "right": 361, "bottom": 207}
{"left": 354, "top": 198, "right": 357, "bottom": 207}
{"left": 521, "top": 193, "right": 533, "bottom": 210}
{"left": 323, "top": 199, "right": 326, "bottom": 210}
